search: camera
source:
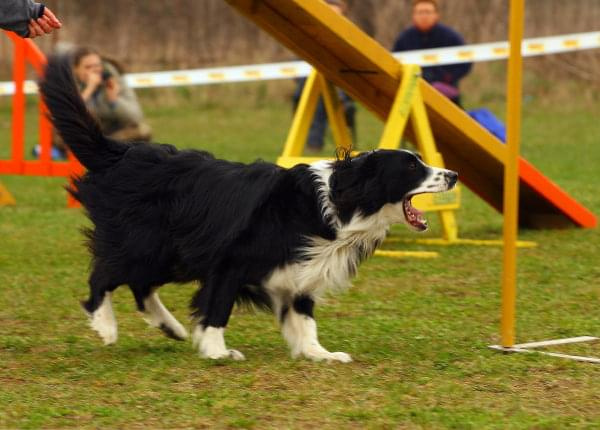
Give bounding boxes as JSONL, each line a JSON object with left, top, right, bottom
{"left": 101, "top": 69, "right": 112, "bottom": 82}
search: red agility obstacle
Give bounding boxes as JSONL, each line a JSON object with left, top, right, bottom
{"left": 0, "top": 31, "right": 83, "bottom": 207}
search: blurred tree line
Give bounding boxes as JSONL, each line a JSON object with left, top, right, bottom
{"left": 0, "top": 0, "right": 598, "bottom": 86}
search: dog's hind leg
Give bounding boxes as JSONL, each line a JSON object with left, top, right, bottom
{"left": 81, "top": 267, "right": 119, "bottom": 345}
{"left": 279, "top": 294, "right": 352, "bottom": 363}
{"left": 131, "top": 287, "right": 188, "bottom": 341}
{"left": 190, "top": 273, "right": 245, "bottom": 360}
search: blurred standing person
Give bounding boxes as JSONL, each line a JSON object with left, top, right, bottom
{"left": 0, "top": 0, "right": 61, "bottom": 38}
{"left": 292, "top": 0, "right": 356, "bottom": 154}
{"left": 72, "top": 47, "right": 152, "bottom": 142}
{"left": 392, "top": 0, "right": 472, "bottom": 106}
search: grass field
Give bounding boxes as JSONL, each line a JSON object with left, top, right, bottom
{"left": 1, "top": 90, "right": 600, "bottom": 429}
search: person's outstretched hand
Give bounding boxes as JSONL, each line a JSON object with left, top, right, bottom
{"left": 105, "top": 77, "right": 121, "bottom": 103}
{"left": 28, "top": 7, "right": 62, "bottom": 38}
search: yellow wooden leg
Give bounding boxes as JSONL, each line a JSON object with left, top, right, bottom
{"left": 281, "top": 70, "right": 322, "bottom": 158}
{"left": 410, "top": 79, "right": 459, "bottom": 241}
{"left": 319, "top": 74, "right": 352, "bottom": 152}
{"left": 0, "top": 181, "right": 16, "bottom": 206}
{"left": 501, "top": 0, "right": 525, "bottom": 348}
{"left": 374, "top": 250, "right": 438, "bottom": 259}
{"left": 378, "top": 64, "right": 420, "bottom": 150}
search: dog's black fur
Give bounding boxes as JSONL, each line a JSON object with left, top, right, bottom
{"left": 40, "top": 55, "right": 457, "bottom": 361}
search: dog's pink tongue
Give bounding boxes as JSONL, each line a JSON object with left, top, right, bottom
{"left": 408, "top": 203, "right": 423, "bottom": 219}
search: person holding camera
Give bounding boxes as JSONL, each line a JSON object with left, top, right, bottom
{"left": 72, "top": 46, "right": 151, "bottom": 142}
{"left": 37, "top": 46, "right": 150, "bottom": 159}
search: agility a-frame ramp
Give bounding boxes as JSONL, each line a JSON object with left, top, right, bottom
{"left": 225, "top": 0, "right": 599, "bottom": 364}
{"left": 224, "top": 0, "right": 596, "bottom": 230}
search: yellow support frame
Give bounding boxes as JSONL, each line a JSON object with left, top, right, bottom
{"left": 281, "top": 70, "right": 321, "bottom": 160}
{"left": 278, "top": 69, "right": 354, "bottom": 168}
{"left": 319, "top": 73, "right": 353, "bottom": 153}
{"left": 378, "top": 64, "right": 459, "bottom": 241}
{"left": 278, "top": 64, "right": 536, "bottom": 249}
{"left": 278, "top": 64, "right": 460, "bottom": 242}
{"left": 380, "top": 64, "right": 533, "bottom": 248}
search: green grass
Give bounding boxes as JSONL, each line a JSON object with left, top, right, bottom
{"left": 1, "top": 91, "right": 600, "bottom": 429}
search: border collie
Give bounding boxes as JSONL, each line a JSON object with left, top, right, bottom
{"left": 40, "top": 56, "right": 457, "bottom": 363}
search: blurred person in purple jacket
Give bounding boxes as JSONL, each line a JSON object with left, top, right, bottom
{"left": 392, "top": 0, "right": 472, "bottom": 106}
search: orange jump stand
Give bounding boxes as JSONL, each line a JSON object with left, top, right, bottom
{"left": 0, "top": 31, "right": 83, "bottom": 208}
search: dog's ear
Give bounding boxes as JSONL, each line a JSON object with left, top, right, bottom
{"left": 330, "top": 147, "right": 356, "bottom": 196}
{"left": 334, "top": 146, "right": 352, "bottom": 163}
{"left": 330, "top": 152, "right": 378, "bottom": 206}
{"left": 330, "top": 152, "right": 386, "bottom": 223}
{"left": 356, "top": 151, "right": 380, "bottom": 175}
{"left": 330, "top": 152, "right": 380, "bottom": 194}
{"left": 330, "top": 154, "right": 361, "bottom": 206}
{"left": 330, "top": 162, "right": 358, "bottom": 197}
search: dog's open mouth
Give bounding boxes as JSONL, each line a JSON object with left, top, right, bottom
{"left": 403, "top": 195, "right": 428, "bottom": 231}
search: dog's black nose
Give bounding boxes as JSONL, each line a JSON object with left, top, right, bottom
{"left": 445, "top": 170, "right": 458, "bottom": 188}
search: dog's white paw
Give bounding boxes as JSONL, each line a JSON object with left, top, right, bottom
{"left": 100, "top": 328, "right": 118, "bottom": 345}
{"left": 301, "top": 347, "right": 353, "bottom": 363}
{"left": 193, "top": 326, "right": 244, "bottom": 360}
{"left": 228, "top": 349, "right": 246, "bottom": 361}
{"left": 90, "top": 315, "right": 118, "bottom": 345}
{"left": 203, "top": 349, "right": 246, "bottom": 361}
{"left": 142, "top": 293, "right": 189, "bottom": 341}
{"left": 327, "top": 351, "right": 353, "bottom": 363}
{"left": 170, "top": 322, "right": 189, "bottom": 340}
{"left": 89, "top": 294, "right": 118, "bottom": 345}
{"left": 157, "top": 321, "right": 189, "bottom": 341}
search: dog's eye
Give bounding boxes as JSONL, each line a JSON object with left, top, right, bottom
{"left": 409, "top": 162, "right": 417, "bottom": 170}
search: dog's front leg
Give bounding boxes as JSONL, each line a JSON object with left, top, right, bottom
{"left": 280, "top": 295, "right": 352, "bottom": 363}
{"left": 190, "top": 273, "right": 245, "bottom": 361}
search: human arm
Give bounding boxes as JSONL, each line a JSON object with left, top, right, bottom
{"left": 27, "top": 6, "right": 61, "bottom": 38}
{"left": 441, "top": 60, "right": 472, "bottom": 84}
{"left": 0, "top": 0, "right": 60, "bottom": 38}
{"left": 80, "top": 72, "right": 103, "bottom": 103}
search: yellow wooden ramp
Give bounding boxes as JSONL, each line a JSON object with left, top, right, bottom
{"left": 225, "top": 0, "right": 596, "bottom": 229}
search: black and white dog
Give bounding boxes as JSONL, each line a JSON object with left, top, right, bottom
{"left": 40, "top": 56, "right": 457, "bottom": 362}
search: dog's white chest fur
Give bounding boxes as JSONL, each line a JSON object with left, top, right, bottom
{"left": 263, "top": 212, "right": 392, "bottom": 297}
{"left": 263, "top": 160, "right": 408, "bottom": 298}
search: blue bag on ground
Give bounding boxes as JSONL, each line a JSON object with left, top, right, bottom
{"left": 468, "top": 108, "right": 506, "bottom": 143}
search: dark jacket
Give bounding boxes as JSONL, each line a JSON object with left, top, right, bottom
{"left": 0, "top": 0, "right": 44, "bottom": 38}
{"left": 392, "top": 23, "right": 472, "bottom": 87}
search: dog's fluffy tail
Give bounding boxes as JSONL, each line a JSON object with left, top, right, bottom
{"left": 39, "top": 55, "right": 128, "bottom": 172}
